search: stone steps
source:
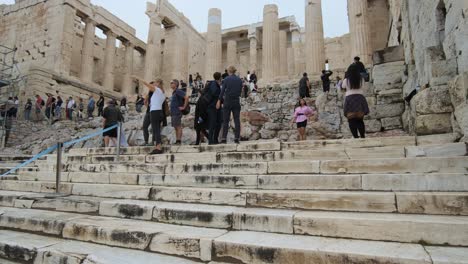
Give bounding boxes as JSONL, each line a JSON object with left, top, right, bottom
{"left": 0, "top": 230, "right": 201, "bottom": 264}
{"left": 24, "top": 156, "right": 468, "bottom": 175}
{"left": 1, "top": 190, "right": 466, "bottom": 246}
{"left": 9, "top": 171, "right": 468, "bottom": 192}
{"left": 0, "top": 207, "right": 467, "bottom": 263}
{"left": 1, "top": 182, "right": 467, "bottom": 215}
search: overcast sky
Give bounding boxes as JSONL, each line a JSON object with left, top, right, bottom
{"left": 1, "top": 0, "right": 350, "bottom": 40}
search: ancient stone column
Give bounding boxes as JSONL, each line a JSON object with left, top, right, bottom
{"left": 305, "top": 0, "right": 325, "bottom": 75}
{"left": 122, "top": 42, "right": 134, "bottom": 96}
{"left": 290, "top": 24, "right": 302, "bottom": 76}
{"left": 279, "top": 30, "right": 288, "bottom": 77}
{"left": 144, "top": 15, "right": 162, "bottom": 83}
{"left": 248, "top": 26, "right": 257, "bottom": 72}
{"left": 262, "top": 4, "right": 280, "bottom": 80}
{"left": 348, "top": 0, "right": 372, "bottom": 65}
{"left": 102, "top": 30, "right": 116, "bottom": 91}
{"left": 205, "top": 8, "right": 222, "bottom": 81}
{"left": 227, "top": 40, "right": 237, "bottom": 68}
{"left": 80, "top": 17, "right": 96, "bottom": 83}
{"left": 287, "top": 47, "right": 294, "bottom": 77}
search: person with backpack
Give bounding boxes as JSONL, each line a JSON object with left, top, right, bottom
{"left": 204, "top": 72, "right": 223, "bottom": 145}
{"left": 193, "top": 89, "right": 209, "bottom": 145}
{"left": 102, "top": 99, "right": 124, "bottom": 147}
{"left": 97, "top": 92, "right": 105, "bottom": 117}
{"left": 299, "top": 73, "right": 311, "bottom": 98}
{"left": 170, "top": 79, "right": 189, "bottom": 145}
{"left": 55, "top": 96, "right": 63, "bottom": 120}
{"left": 321, "top": 70, "right": 333, "bottom": 93}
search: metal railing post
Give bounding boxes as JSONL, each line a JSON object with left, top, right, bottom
{"left": 116, "top": 123, "right": 122, "bottom": 163}
{"left": 55, "top": 142, "right": 63, "bottom": 194}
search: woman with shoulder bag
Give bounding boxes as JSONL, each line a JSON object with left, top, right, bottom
{"left": 342, "top": 64, "right": 370, "bottom": 139}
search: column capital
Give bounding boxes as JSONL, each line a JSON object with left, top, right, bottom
{"left": 248, "top": 26, "right": 257, "bottom": 40}
{"left": 104, "top": 30, "right": 117, "bottom": 38}
{"left": 123, "top": 40, "right": 134, "bottom": 48}
{"left": 82, "top": 16, "right": 97, "bottom": 26}
{"left": 149, "top": 15, "right": 162, "bottom": 25}
{"left": 290, "top": 22, "right": 301, "bottom": 33}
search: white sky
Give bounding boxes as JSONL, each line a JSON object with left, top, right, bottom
{"left": 1, "top": 0, "right": 350, "bottom": 41}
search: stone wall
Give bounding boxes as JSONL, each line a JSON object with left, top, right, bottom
{"left": 325, "top": 34, "right": 351, "bottom": 70}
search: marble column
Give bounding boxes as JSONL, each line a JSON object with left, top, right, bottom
{"left": 248, "top": 26, "right": 257, "bottom": 72}
{"left": 290, "top": 24, "right": 303, "bottom": 76}
{"left": 80, "top": 17, "right": 96, "bottom": 83}
{"left": 205, "top": 8, "right": 222, "bottom": 81}
{"left": 305, "top": 0, "right": 325, "bottom": 75}
{"left": 227, "top": 40, "right": 237, "bottom": 67}
{"left": 144, "top": 15, "right": 162, "bottom": 83}
{"left": 262, "top": 4, "right": 280, "bottom": 80}
{"left": 287, "top": 47, "right": 294, "bottom": 77}
{"left": 348, "top": 0, "right": 372, "bottom": 65}
{"left": 279, "top": 30, "right": 288, "bottom": 77}
{"left": 122, "top": 42, "right": 134, "bottom": 95}
{"left": 102, "top": 30, "right": 116, "bottom": 91}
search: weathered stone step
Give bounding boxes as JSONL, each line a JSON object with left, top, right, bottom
{"left": 212, "top": 231, "right": 439, "bottom": 264}
{"left": 281, "top": 136, "right": 417, "bottom": 150}
{"left": 1, "top": 190, "right": 468, "bottom": 246}
{"left": 405, "top": 142, "right": 467, "bottom": 158}
{"left": 1, "top": 181, "right": 467, "bottom": 215}
{"left": 0, "top": 207, "right": 225, "bottom": 261}
{"left": 0, "top": 230, "right": 201, "bottom": 264}
{"left": 13, "top": 171, "right": 468, "bottom": 192}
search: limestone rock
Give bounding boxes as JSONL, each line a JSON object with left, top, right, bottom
{"left": 415, "top": 86, "right": 454, "bottom": 115}
{"left": 415, "top": 114, "right": 453, "bottom": 135}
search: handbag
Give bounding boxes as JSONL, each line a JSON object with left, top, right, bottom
{"left": 346, "top": 112, "right": 365, "bottom": 120}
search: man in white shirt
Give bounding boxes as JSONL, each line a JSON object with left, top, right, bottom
{"left": 67, "top": 97, "right": 75, "bottom": 121}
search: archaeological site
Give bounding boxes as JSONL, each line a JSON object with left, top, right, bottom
{"left": 0, "top": 0, "right": 467, "bottom": 263}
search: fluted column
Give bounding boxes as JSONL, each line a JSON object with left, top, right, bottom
{"left": 80, "top": 17, "right": 96, "bottom": 82}
{"left": 205, "top": 8, "right": 222, "bottom": 80}
{"left": 305, "top": 0, "right": 325, "bottom": 75}
{"left": 144, "top": 16, "right": 162, "bottom": 83}
{"left": 348, "top": 0, "right": 372, "bottom": 65}
{"left": 248, "top": 27, "right": 258, "bottom": 72}
{"left": 279, "top": 30, "right": 288, "bottom": 77}
{"left": 262, "top": 4, "right": 280, "bottom": 80}
{"left": 102, "top": 30, "right": 116, "bottom": 91}
{"left": 122, "top": 42, "right": 134, "bottom": 95}
{"left": 227, "top": 40, "right": 237, "bottom": 67}
{"left": 291, "top": 24, "right": 302, "bottom": 76}
{"left": 287, "top": 47, "right": 294, "bottom": 77}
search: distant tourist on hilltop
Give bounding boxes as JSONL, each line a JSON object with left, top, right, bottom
{"left": 24, "top": 99, "right": 32, "bottom": 121}
{"left": 88, "top": 95, "right": 95, "bottom": 118}
{"left": 34, "top": 94, "right": 44, "bottom": 121}
{"left": 97, "top": 92, "right": 105, "bottom": 117}
{"left": 321, "top": 70, "right": 333, "bottom": 93}
{"left": 291, "top": 98, "right": 315, "bottom": 141}
{"left": 55, "top": 96, "right": 63, "bottom": 120}
{"left": 342, "top": 64, "right": 370, "bottom": 139}
{"left": 217, "top": 66, "right": 242, "bottom": 144}
{"left": 299, "top": 73, "right": 311, "bottom": 98}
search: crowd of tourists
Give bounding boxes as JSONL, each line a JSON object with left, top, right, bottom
{"left": 3, "top": 55, "right": 371, "bottom": 151}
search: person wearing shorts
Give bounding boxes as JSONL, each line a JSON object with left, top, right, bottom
{"left": 291, "top": 98, "right": 315, "bottom": 141}
{"left": 170, "top": 79, "right": 188, "bottom": 145}
{"left": 102, "top": 100, "right": 123, "bottom": 147}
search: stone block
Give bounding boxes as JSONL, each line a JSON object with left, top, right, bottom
{"left": 373, "top": 46, "right": 405, "bottom": 65}
{"left": 345, "top": 146, "right": 405, "bottom": 159}
{"left": 415, "top": 114, "right": 453, "bottom": 135}
{"left": 365, "top": 119, "right": 382, "bottom": 133}
{"left": 426, "top": 247, "right": 468, "bottom": 264}
{"left": 71, "top": 183, "right": 151, "bottom": 199}
{"left": 99, "top": 200, "right": 155, "bottom": 220}
{"left": 236, "top": 140, "right": 281, "bottom": 152}
{"left": 449, "top": 72, "right": 468, "bottom": 108}
{"left": 257, "top": 174, "right": 361, "bottom": 190}
{"left": 232, "top": 208, "right": 296, "bottom": 234}
{"left": 267, "top": 161, "right": 320, "bottom": 174}
{"left": 213, "top": 231, "right": 431, "bottom": 264}
{"left": 362, "top": 173, "right": 468, "bottom": 191}
{"left": 370, "top": 103, "right": 405, "bottom": 119}
{"left": 416, "top": 133, "right": 460, "bottom": 145}
{"left": 381, "top": 117, "right": 403, "bottom": 130}
{"left": 150, "top": 187, "right": 247, "bottom": 206}
{"left": 246, "top": 190, "right": 396, "bottom": 212}
{"left": 293, "top": 211, "right": 468, "bottom": 246}
{"left": 217, "top": 152, "right": 275, "bottom": 163}
{"left": 396, "top": 192, "right": 468, "bottom": 215}
{"left": 405, "top": 143, "right": 467, "bottom": 158}
{"left": 414, "top": 86, "right": 454, "bottom": 115}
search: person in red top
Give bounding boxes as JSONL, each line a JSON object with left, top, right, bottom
{"left": 34, "top": 95, "right": 44, "bottom": 121}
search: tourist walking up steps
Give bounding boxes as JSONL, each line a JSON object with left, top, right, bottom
{"left": 24, "top": 99, "right": 32, "bottom": 121}
{"left": 34, "top": 95, "right": 44, "bottom": 121}
{"left": 67, "top": 97, "right": 75, "bottom": 121}
{"left": 217, "top": 66, "right": 243, "bottom": 144}
{"left": 138, "top": 77, "right": 166, "bottom": 155}
{"left": 87, "top": 95, "right": 95, "bottom": 118}
{"left": 97, "top": 92, "right": 105, "bottom": 117}
{"left": 343, "top": 64, "right": 370, "bottom": 139}
{"left": 170, "top": 79, "right": 189, "bottom": 145}
{"left": 102, "top": 100, "right": 123, "bottom": 147}
{"left": 55, "top": 96, "right": 63, "bottom": 120}
{"left": 321, "top": 70, "right": 333, "bottom": 93}
{"left": 292, "top": 98, "right": 315, "bottom": 141}
{"left": 142, "top": 88, "right": 154, "bottom": 146}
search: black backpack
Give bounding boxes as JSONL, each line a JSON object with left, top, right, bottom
{"left": 40, "top": 100, "right": 45, "bottom": 106}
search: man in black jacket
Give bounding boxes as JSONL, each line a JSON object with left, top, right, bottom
{"left": 205, "top": 72, "right": 223, "bottom": 145}
{"left": 217, "top": 66, "right": 242, "bottom": 144}
{"left": 97, "top": 92, "right": 105, "bottom": 117}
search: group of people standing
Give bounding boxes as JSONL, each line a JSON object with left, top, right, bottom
{"left": 295, "top": 56, "right": 370, "bottom": 140}
{"left": 133, "top": 65, "right": 243, "bottom": 155}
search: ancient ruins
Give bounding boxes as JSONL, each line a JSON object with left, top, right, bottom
{"left": 0, "top": 0, "right": 467, "bottom": 263}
